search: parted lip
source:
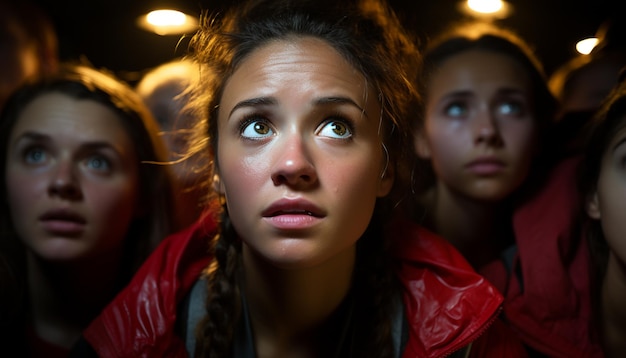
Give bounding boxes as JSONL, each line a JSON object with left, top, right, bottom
{"left": 465, "top": 156, "right": 505, "bottom": 167}
{"left": 262, "top": 198, "right": 326, "bottom": 218}
{"left": 39, "top": 208, "right": 86, "bottom": 224}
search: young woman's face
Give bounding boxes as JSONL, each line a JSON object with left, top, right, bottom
{"left": 5, "top": 92, "right": 140, "bottom": 262}
{"left": 216, "top": 37, "right": 393, "bottom": 270}
{"left": 587, "top": 121, "right": 626, "bottom": 264}
{"left": 417, "top": 50, "right": 538, "bottom": 202}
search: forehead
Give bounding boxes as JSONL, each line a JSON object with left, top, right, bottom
{"left": 428, "top": 49, "right": 531, "bottom": 93}
{"left": 222, "top": 36, "right": 369, "bottom": 101}
{"left": 10, "top": 92, "right": 131, "bottom": 142}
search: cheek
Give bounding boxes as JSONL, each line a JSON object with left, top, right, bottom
{"left": 507, "top": 122, "right": 538, "bottom": 173}
{"left": 85, "top": 178, "right": 140, "bottom": 236}
{"left": 329, "top": 159, "right": 381, "bottom": 211}
{"left": 219, "top": 153, "right": 268, "bottom": 206}
{"left": 504, "top": 120, "right": 538, "bottom": 153}
{"left": 330, "top": 161, "right": 381, "bottom": 246}
{"left": 6, "top": 169, "right": 43, "bottom": 220}
{"left": 425, "top": 128, "right": 463, "bottom": 176}
{"left": 597, "top": 175, "right": 626, "bottom": 260}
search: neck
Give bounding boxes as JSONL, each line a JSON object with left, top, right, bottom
{"left": 27, "top": 249, "right": 124, "bottom": 349}
{"left": 601, "top": 252, "right": 626, "bottom": 357}
{"left": 243, "top": 244, "right": 355, "bottom": 358}
{"left": 423, "top": 184, "right": 513, "bottom": 268}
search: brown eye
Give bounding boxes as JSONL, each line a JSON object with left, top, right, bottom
{"left": 318, "top": 120, "right": 352, "bottom": 139}
{"left": 241, "top": 120, "right": 274, "bottom": 139}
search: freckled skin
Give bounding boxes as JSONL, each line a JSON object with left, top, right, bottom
{"left": 216, "top": 38, "right": 393, "bottom": 269}
{"left": 6, "top": 92, "right": 140, "bottom": 262}
{"left": 419, "top": 50, "right": 538, "bottom": 202}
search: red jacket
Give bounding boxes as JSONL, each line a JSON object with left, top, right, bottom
{"left": 83, "top": 216, "right": 525, "bottom": 357}
{"left": 480, "top": 156, "right": 605, "bottom": 357}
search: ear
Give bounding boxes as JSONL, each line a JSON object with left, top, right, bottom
{"left": 212, "top": 173, "right": 225, "bottom": 194}
{"left": 377, "top": 165, "right": 394, "bottom": 197}
{"left": 414, "top": 131, "right": 431, "bottom": 159}
{"left": 586, "top": 191, "right": 601, "bottom": 220}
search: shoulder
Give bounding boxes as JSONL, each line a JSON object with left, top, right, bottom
{"left": 389, "top": 217, "right": 482, "bottom": 274}
{"left": 82, "top": 214, "right": 218, "bottom": 357}
{"left": 389, "top": 218, "right": 507, "bottom": 357}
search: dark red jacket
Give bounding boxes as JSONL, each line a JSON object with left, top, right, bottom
{"left": 83, "top": 216, "right": 525, "bottom": 357}
{"left": 480, "top": 156, "right": 605, "bottom": 357}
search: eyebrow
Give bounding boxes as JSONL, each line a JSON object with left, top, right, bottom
{"left": 16, "top": 131, "right": 50, "bottom": 143}
{"left": 229, "top": 97, "right": 277, "bottom": 118}
{"left": 228, "top": 96, "right": 366, "bottom": 118}
{"left": 315, "top": 96, "right": 366, "bottom": 116}
{"left": 443, "top": 90, "right": 472, "bottom": 98}
{"left": 443, "top": 88, "right": 525, "bottom": 98}
{"left": 496, "top": 88, "right": 527, "bottom": 96}
{"left": 15, "top": 131, "right": 121, "bottom": 153}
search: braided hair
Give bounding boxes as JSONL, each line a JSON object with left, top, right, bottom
{"left": 185, "top": 0, "right": 421, "bottom": 356}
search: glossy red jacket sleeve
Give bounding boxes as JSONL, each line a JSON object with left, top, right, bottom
{"left": 390, "top": 220, "right": 527, "bottom": 357}
{"left": 83, "top": 216, "right": 217, "bottom": 357}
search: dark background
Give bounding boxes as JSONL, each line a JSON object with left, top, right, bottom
{"left": 31, "top": 0, "right": 619, "bottom": 82}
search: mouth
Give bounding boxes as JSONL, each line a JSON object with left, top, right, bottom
{"left": 264, "top": 209, "right": 321, "bottom": 217}
{"left": 262, "top": 198, "right": 326, "bottom": 219}
{"left": 466, "top": 158, "right": 506, "bottom": 175}
{"left": 40, "top": 209, "right": 86, "bottom": 223}
{"left": 39, "top": 209, "right": 86, "bottom": 235}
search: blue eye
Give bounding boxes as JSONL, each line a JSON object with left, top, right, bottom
{"left": 498, "top": 101, "right": 524, "bottom": 116}
{"left": 445, "top": 102, "right": 468, "bottom": 118}
{"left": 85, "top": 155, "right": 111, "bottom": 171}
{"left": 317, "top": 120, "right": 352, "bottom": 139}
{"left": 24, "top": 147, "right": 47, "bottom": 164}
{"left": 241, "top": 120, "right": 274, "bottom": 139}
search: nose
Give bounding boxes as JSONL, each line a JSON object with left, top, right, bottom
{"left": 474, "top": 110, "right": 502, "bottom": 147}
{"left": 271, "top": 135, "right": 318, "bottom": 188}
{"left": 48, "top": 160, "right": 82, "bottom": 200}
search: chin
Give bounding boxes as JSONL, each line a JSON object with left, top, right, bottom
{"left": 250, "top": 245, "right": 328, "bottom": 271}
{"left": 470, "top": 189, "right": 514, "bottom": 203}
{"left": 265, "top": 252, "right": 324, "bottom": 270}
{"left": 29, "top": 240, "right": 91, "bottom": 263}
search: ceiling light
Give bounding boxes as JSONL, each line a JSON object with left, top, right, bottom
{"left": 576, "top": 37, "right": 599, "bottom": 55}
{"left": 460, "top": 0, "right": 512, "bottom": 19}
{"left": 137, "top": 9, "right": 198, "bottom": 36}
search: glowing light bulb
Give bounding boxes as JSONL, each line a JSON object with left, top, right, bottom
{"left": 460, "top": 0, "right": 511, "bottom": 19}
{"left": 146, "top": 10, "right": 186, "bottom": 26}
{"left": 137, "top": 9, "right": 198, "bottom": 36}
{"left": 576, "top": 37, "right": 599, "bottom": 55}
{"left": 467, "top": 0, "right": 503, "bottom": 14}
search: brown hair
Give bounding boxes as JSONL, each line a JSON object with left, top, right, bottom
{"left": 185, "top": 0, "right": 421, "bottom": 356}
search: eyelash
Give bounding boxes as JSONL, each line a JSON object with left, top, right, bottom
{"left": 235, "top": 112, "right": 357, "bottom": 136}
{"left": 321, "top": 114, "right": 356, "bottom": 135}
{"left": 20, "top": 144, "right": 46, "bottom": 162}
{"left": 238, "top": 113, "right": 270, "bottom": 131}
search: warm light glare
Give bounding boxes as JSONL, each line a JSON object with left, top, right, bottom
{"left": 460, "top": 0, "right": 511, "bottom": 19}
{"left": 467, "top": 0, "right": 503, "bottom": 14}
{"left": 137, "top": 8, "right": 199, "bottom": 36}
{"left": 576, "top": 37, "right": 599, "bottom": 55}
{"left": 146, "top": 10, "right": 186, "bottom": 26}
